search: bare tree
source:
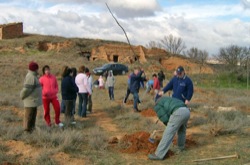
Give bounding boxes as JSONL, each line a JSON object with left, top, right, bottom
{"left": 145, "top": 41, "right": 162, "bottom": 49}
{"left": 184, "top": 47, "right": 199, "bottom": 59}
{"left": 216, "top": 45, "right": 249, "bottom": 68}
{"left": 184, "top": 47, "right": 208, "bottom": 65}
{"left": 197, "top": 50, "right": 209, "bottom": 65}
{"left": 160, "top": 34, "right": 186, "bottom": 54}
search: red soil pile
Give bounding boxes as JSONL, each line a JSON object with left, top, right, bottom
{"left": 119, "top": 131, "right": 174, "bottom": 158}
{"left": 173, "top": 135, "right": 197, "bottom": 148}
{"left": 141, "top": 109, "right": 157, "bottom": 117}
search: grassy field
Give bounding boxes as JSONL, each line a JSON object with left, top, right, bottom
{"left": 0, "top": 35, "right": 250, "bottom": 165}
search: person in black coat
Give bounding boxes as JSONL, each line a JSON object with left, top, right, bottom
{"left": 158, "top": 70, "right": 165, "bottom": 88}
{"left": 61, "top": 67, "right": 79, "bottom": 125}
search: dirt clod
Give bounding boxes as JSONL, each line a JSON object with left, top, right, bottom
{"left": 108, "top": 137, "right": 119, "bottom": 144}
{"left": 140, "top": 109, "right": 156, "bottom": 117}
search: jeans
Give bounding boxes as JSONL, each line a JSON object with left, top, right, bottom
{"left": 108, "top": 87, "right": 114, "bottom": 100}
{"left": 87, "top": 95, "right": 92, "bottom": 112}
{"left": 155, "top": 107, "right": 190, "bottom": 159}
{"left": 124, "top": 87, "right": 130, "bottom": 103}
{"left": 132, "top": 91, "right": 140, "bottom": 110}
{"left": 60, "top": 100, "right": 65, "bottom": 113}
{"left": 78, "top": 93, "right": 88, "bottom": 117}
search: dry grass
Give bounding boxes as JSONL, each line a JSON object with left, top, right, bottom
{"left": 0, "top": 35, "right": 250, "bottom": 165}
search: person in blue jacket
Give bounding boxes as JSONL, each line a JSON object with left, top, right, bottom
{"left": 158, "top": 66, "right": 193, "bottom": 105}
{"left": 129, "top": 67, "right": 144, "bottom": 112}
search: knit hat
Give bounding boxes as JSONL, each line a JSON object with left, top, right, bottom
{"left": 29, "top": 62, "right": 39, "bottom": 71}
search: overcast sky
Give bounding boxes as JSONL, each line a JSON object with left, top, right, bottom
{"left": 0, "top": 0, "right": 250, "bottom": 56}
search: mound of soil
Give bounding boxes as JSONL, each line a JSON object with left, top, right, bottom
{"left": 119, "top": 131, "right": 174, "bottom": 157}
{"left": 141, "top": 109, "right": 157, "bottom": 117}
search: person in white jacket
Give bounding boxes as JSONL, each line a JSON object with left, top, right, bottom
{"left": 75, "top": 65, "right": 92, "bottom": 117}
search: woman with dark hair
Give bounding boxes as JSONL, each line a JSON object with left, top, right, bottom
{"left": 39, "top": 65, "right": 64, "bottom": 127}
{"left": 60, "top": 66, "right": 69, "bottom": 114}
{"left": 61, "top": 67, "right": 78, "bottom": 125}
{"left": 75, "top": 65, "right": 92, "bottom": 117}
{"left": 71, "top": 67, "right": 77, "bottom": 117}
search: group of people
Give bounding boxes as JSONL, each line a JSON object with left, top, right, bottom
{"left": 20, "top": 62, "right": 95, "bottom": 133}
{"left": 121, "top": 65, "right": 194, "bottom": 160}
{"left": 96, "top": 71, "right": 116, "bottom": 100}
{"left": 20, "top": 61, "right": 194, "bottom": 161}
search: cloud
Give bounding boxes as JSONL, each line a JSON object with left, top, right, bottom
{"left": 0, "top": 0, "right": 249, "bottom": 56}
{"left": 106, "top": 0, "right": 161, "bottom": 18}
{"left": 241, "top": 0, "right": 250, "bottom": 9}
{"left": 56, "top": 10, "right": 81, "bottom": 23}
{"left": 39, "top": 0, "right": 161, "bottom": 18}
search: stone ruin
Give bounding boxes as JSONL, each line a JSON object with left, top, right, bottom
{"left": 90, "top": 44, "right": 167, "bottom": 63}
{"left": 0, "top": 22, "right": 23, "bottom": 39}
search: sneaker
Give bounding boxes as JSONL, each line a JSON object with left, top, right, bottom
{"left": 56, "top": 123, "right": 64, "bottom": 127}
{"left": 148, "top": 154, "right": 162, "bottom": 160}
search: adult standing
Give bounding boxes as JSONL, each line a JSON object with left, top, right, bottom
{"left": 61, "top": 67, "right": 78, "bottom": 125}
{"left": 158, "top": 66, "right": 194, "bottom": 105}
{"left": 20, "top": 62, "right": 42, "bottom": 133}
{"left": 148, "top": 96, "right": 190, "bottom": 160}
{"left": 106, "top": 70, "right": 115, "bottom": 100}
{"left": 60, "top": 65, "right": 68, "bottom": 114}
{"left": 75, "top": 65, "right": 92, "bottom": 117}
{"left": 129, "top": 67, "right": 144, "bottom": 112}
{"left": 71, "top": 67, "right": 78, "bottom": 116}
{"left": 123, "top": 71, "right": 133, "bottom": 104}
{"left": 85, "top": 68, "right": 93, "bottom": 113}
{"left": 158, "top": 70, "right": 165, "bottom": 88}
{"left": 39, "top": 65, "right": 63, "bottom": 127}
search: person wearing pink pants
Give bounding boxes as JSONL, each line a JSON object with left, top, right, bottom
{"left": 39, "top": 65, "right": 64, "bottom": 127}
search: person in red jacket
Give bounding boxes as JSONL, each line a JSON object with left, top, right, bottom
{"left": 153, "top": 74, "right": 160, "bottom": 94}
{"left": 39, "top": 65, "right": 64, "bottom": 127}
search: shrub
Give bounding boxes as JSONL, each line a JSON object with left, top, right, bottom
{"left": 190, "top": 116, "right": 208, "bottom": 127}
{"left": 205, "top": 109, "right": 250, "bottom": 136}
{"left": 88, "top": 127, "right": 108, "bottom": 151}
{"left": 36, "top": 152, "right": 57, "bottom": 165}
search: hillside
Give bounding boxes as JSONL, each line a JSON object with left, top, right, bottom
{"left": 0, "top": 33, "right": 214, "bottom": 75}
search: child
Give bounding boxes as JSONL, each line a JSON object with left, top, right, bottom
{"left": 98, "top": 75, "right": 105, "bottom": 89}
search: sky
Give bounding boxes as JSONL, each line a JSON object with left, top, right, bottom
{"left": 0, "top": 0, "right": 250, "bottom": 56}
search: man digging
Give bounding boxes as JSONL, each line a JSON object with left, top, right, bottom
{"left": 148, "top": 95, "right": 190, "bottom": 160}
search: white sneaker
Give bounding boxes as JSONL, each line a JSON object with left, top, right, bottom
{"left": 71, "top": 121, "right": 76, "bottom": 125}
{"left": 56, "top": 123, "right": 64, "bottom": 127}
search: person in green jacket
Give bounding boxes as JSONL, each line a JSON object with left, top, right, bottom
{"left": 148, "top": 96, "right": 190, "bottom": 160}
{"left": 20, "top": 62, "right": 42, "bottom": 133}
